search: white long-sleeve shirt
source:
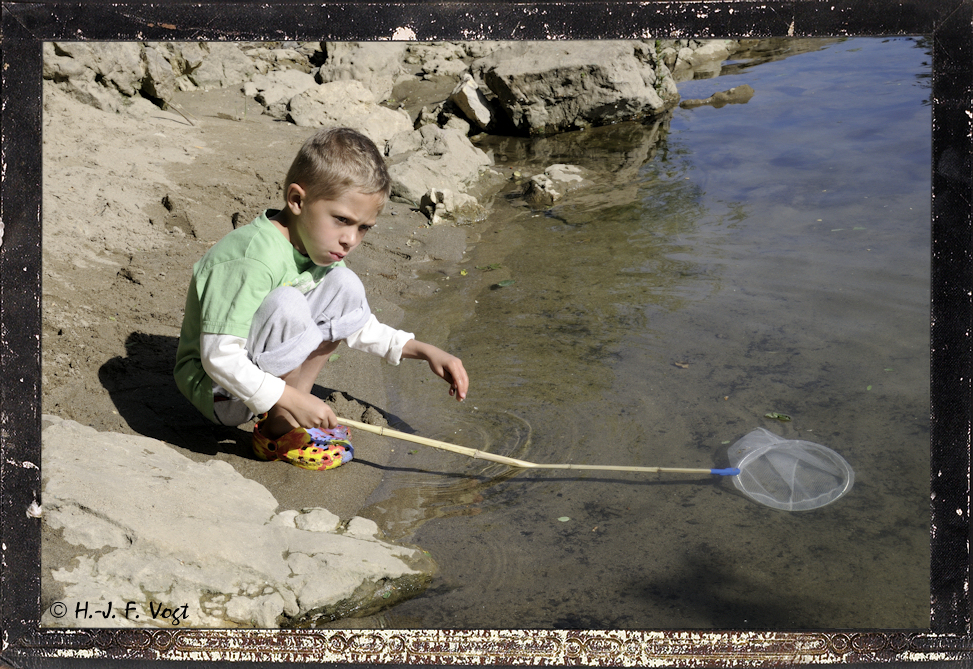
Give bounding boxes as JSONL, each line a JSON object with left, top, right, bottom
{"left": 200, "top": 314, "right": 414, "bottom": 416}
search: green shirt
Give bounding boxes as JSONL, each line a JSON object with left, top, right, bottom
{"left": 173, "top": 210, "right": 343, "bottom": 421}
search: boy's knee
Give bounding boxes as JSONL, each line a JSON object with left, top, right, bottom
{"left": 265, "top": 285, "right": 307, "bottom": 310}
{"left": 251, "top": 286, "right": 313, "bottom": 333}
{"left": 325, "top": 266, "right": 367, "bottom": 303}
{"left": 310, "top": 267, "right": 371, "bottom": 340}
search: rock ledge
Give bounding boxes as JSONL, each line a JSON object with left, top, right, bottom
{"left": 41, "top": 415, "right": 435, "bottom": 628}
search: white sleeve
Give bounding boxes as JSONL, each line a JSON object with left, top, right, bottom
{"left": 200, "top": 334, "right": 286, "bottom": 415}
{"left": 344, "top": 314, "right": 414, "bottom": 365}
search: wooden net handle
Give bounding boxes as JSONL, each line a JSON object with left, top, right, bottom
{"left": 338, "top": 417, "right": 725, "bottom": 475}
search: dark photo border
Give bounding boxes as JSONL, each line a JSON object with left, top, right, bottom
{"left": 2, "top": 0, "right": 970, "bottom": 665}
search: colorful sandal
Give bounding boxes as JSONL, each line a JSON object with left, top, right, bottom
{"left": 252, "top": 420, "right": 354, "bottom": 471}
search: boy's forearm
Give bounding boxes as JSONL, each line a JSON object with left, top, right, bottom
{"left": 401, "top": 338, "right": 436, "bottom": 360}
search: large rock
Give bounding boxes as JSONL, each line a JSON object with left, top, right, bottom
{"left": 43, "top": 42, "right": 321, "bottom": 109}
{"left": 189, "top": 42, "right": 263, "bottom": 90}
{"left": 141, "top": 44, "right": 177, "bottom": 102}
{"left": 405, "top": 42, "right": 471, "bottom": 79}
{"left": 44, "top": 42, "right": 147, "bottom": 112}
{"left": 41, "top": 416, "right": 435, "bottom": 628}
{"left": 154, "top": 42, "right": 209, "bottom": 91}
{"left": 671, "top": 39, "right": 739, "bottom": 81}
{"left": 44, "top": 42, "right": 247, "bottom": 108}
{"left": 243, "top": 46, "right": 314, "bottom": 74}
{"left": 317, "top": 42, "right": 410, "bottom": 104}
{"left": 386, "top": 125, "right": 493, "bottom": 207}
{"left": 48, "top": 42, "right": 146, "bottom": 97}
{"left": 471, "top": 41, "right": 678, "bottom": 136}
{"left": 287, "top": 80, "right": 413, "bottom": 150}
{"left": 448, "top": 74, "right": 493, "bottom": 130}
{"left": 245, "top": 69, "right": 319, "bottom": 119}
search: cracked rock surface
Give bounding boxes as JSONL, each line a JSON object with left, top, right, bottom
{"left": 41, "top": 416, "right": 435, "bottom": 629}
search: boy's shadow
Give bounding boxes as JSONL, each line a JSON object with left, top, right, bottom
{"left": 98, "top": 331, "right": 254, "bottom": 458}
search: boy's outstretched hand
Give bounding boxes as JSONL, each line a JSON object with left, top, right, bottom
{"left": 402, "top": 339, "right": 469, "bottom": 401}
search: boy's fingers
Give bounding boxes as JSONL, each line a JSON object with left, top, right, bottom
{"left": 431, "top": 355, "right": 468, "bottom": 401}
{"left": 451, "top": 366, "right": 469, "bottom": 401}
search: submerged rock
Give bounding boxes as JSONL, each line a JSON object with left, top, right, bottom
{"left": 41, "top": 416, "right": 435, "bottom": 628}
{"left": 522, "top": 164, "right": 590, "bottom": 207}
{"left": 680, "top": 84, "right": 756, "bottom": 109}
{"left": 420, "top": 188, "right": 484, "bottom": 225}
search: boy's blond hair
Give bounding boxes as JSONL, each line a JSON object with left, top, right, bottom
{"left": 284, "top": 127, "right": 391, "bottom": 205}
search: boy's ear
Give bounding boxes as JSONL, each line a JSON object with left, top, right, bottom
{"left": 285, "top": 183, "right": 307, "bottom": 215}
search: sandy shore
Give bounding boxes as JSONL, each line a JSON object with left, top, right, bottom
{"left": 41, "top": 80, "right": 475, "bottom": 522}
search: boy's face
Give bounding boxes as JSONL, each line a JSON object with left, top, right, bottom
{"left": 285, "top": 185, "right": 384, "bottom": 266}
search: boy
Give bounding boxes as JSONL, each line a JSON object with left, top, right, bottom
{"left": 174, "top": 127, "right": 469, "bottom": 470}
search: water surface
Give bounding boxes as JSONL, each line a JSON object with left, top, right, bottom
{"left": 360, "top": 37, "right": 931, "bottom": 630}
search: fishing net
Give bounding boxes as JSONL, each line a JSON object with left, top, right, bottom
{"left": 728, "top": 428, "right": 855, "bottom": 511}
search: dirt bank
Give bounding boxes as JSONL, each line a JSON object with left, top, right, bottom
{"left": 41, "top": 81, "right": 474, "bottom": 520}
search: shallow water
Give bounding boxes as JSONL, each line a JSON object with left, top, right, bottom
{"left": 361, "top": 37, "right": 931, "bottom": 629}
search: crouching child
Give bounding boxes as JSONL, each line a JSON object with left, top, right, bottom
{"left": 174, "top": 127, "right": 469, "bottom": 470}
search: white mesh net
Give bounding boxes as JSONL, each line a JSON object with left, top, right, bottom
{"left": 728, "top": 428, "right": 855, "bottom": 511}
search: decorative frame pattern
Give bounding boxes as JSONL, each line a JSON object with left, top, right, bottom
{"left": 2, "top": 0, "right": 970, "bottom": 665}
{"left": 5, "top": 628, "right": 958, "bottom": 663}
